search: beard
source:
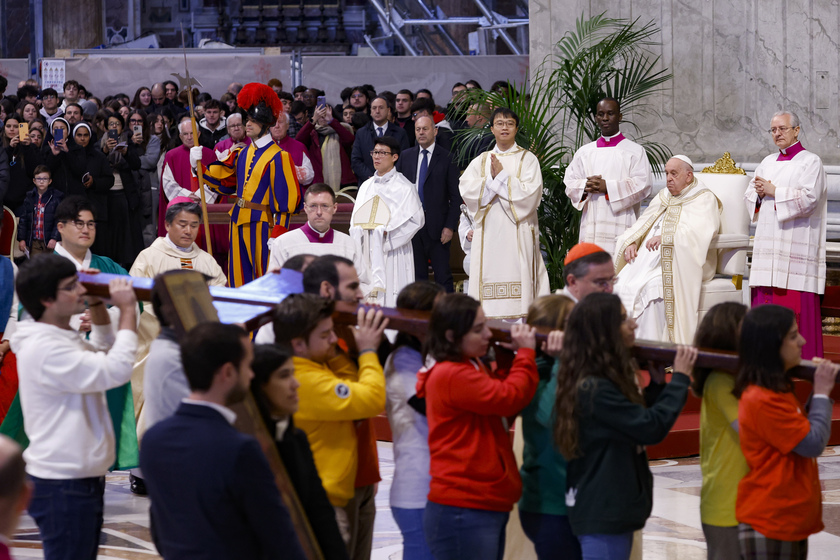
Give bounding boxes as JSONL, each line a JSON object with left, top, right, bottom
{"left": 225, "top": 383, "right": 249, "bottom": 406}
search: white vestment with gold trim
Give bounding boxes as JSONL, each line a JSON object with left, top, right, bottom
{"left": 460, "top": 144, "right": 550, "bottom": 319}
{"left": 614, "top": 179, "right": 721, "bottom": 344}
{"left": 350, "top": 167, "right": 424, "bottom": 306}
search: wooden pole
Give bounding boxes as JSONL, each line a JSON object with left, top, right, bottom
{"left": 180, "top": 24, "right": 213, "bottom": 256}
{"left": 77, "top": 272, "right": 826, "bottom": 383}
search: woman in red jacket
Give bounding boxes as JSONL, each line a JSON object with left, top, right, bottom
{"left": 416, "top": 293, "right": 538, "bottom": 560}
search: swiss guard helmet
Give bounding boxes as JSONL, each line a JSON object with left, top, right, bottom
{"left": 237, "top": 82, "right": 282, "bottom": 132}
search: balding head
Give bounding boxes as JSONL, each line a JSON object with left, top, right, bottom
{"left": 151, "top": 83, "right": 165, "bottom": 106}
{"left": 414, "top": 115, "right": 437, "bottom": 149}
{"left": 0, "top": 435, "right": 29, "bottom": 537}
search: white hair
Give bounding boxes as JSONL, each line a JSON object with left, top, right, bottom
{"left": 178, "top": 119, "right": 192, "bottom": 134}
{"left": 227, "top": 112, "right": 242, "bottom": 125}
{"left": 773, "top": 111, "right": 800, "bottom": 128}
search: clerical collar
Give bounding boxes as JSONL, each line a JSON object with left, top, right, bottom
{"left": 374, "top": 167, "right": 397, "bottom": 182}
{"left": 165, "top": 234, "right": 192, "bottom": 253}
{"left": 301, "top": 221, "right": 334, "bottom": 244}
{"left": 597, "top": 132, "right": 625, "bottom": 148}
{"left": 777, "top": 141, "right": 805, "bottom": 161}
{"left": 254, "top": 134, "right": 273, "bottom": 148}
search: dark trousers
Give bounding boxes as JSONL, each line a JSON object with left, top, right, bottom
{"left": 28, "top": 475, "right": 106, "bottom": 560}
{"left": 343, "top": 483, "right": 376, "bottom": 560}
{"left": 520, "top": 510, "right": 582, "bottom": 560}
{"left": 412, "top": 226, "right": 454, "bottom": 292}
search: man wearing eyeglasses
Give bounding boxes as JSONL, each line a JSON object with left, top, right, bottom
{"left": 614, "top": 155, "right": 721, "bottom": 344}
{"left": 460, "top": 107, "right": 549, "bottom": 320}
{"left": 38, "top": 88, "right": 64, "bottom": 126}
{"left": 746, "top": 111, "right": 827, "bottom": 360}
{"left": 560, "top": 242, "right": 616, "bottom": 303}
{"left": 350, "top": 136, "right": 422, "bottom": 305}
{"left": 268, "top": 183, "right": 367, "bottom": 280}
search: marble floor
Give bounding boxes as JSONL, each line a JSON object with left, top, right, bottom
{"left": 9, "top": 445, "right": 840, "bottom": 559}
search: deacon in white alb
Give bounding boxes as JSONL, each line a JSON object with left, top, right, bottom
{"left": 614, "top": 156, "right": 721, "bottom": 344}
{"left": 564, "top": 98, "right": 652, "bottom": 256}
{"left": 460, "top": 107, "right": 550, "bottom": 320}
{"left": 350, "top": 135, "right": 423, "bottom": 306}
{"left": 746, "top": 110, "right": 827, "bottom": 359}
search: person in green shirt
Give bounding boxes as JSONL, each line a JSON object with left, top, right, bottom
{"left": 693, "top": 302, "right": 748, "bottom": 560}
{"left": 519, "top": 294, "right": 578, "bottom": 560}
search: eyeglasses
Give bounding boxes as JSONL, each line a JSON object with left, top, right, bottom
{"left": 34, "top": 177, "right": 50, "bottom": 183}
{"left": 305, "top": 203, "right": 335, "bottom": 212}
{"left": 769, "top": 126, "right": 796, "bottom": 134}
{"left": 351, "top": 93, "right": 366, "bottom": 99}
{"left": 592, "top": 277, "right": 618, "bottom": 289}
{"left": 370, "top": 150, "right": 393, "bottom": 157}
{"left": 63, "top": 219, "right": 96, "bottom": 230}
{"left": 58, "top": 278, "right": 80, "bottom": 292}
{"left": 129, "top": 119, "right": 144, "bottom": 125}
{"left": 42, "top": 95, "right": 56, "bottom": 100}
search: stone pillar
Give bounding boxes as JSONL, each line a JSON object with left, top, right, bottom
{"left": 43, "top": 0, "right": 103, "bottom": 56}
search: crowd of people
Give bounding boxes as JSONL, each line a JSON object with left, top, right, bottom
{"left": 0, "top": 70, "right": 836, "bottom": 560}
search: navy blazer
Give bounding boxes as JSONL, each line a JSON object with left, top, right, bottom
{"left": 350, "top": 121, "right": 410, "bottom": 184}
{"left": 397, "top": 144, "right": 462, "bottom": 237}
{"left": 140, "top": 402, "right": 306, "bottom": 560}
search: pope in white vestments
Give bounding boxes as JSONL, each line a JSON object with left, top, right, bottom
{"left": 350, "top": 137, "right": 423, "bottom": 306}
{"left": 460, "top": 108, "right": 550, "bottom": 320}
{"left": 746, "top": 111, "right": 827, "bottom": 359}
{"left": 614, "top": 156, "right": 721, "bottom": 344}
{"left": 564, "top": 99, "right": 652, "bottom": 256}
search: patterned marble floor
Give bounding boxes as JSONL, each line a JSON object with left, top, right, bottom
{"left": 9, "top": 445, "right": 840, "bottom": 559}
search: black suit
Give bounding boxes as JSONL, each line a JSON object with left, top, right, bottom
{"left": 140, "top": 403, "right": 306, "bottom": 560}
{"left": 396, "top": 143, "right": 461, "bottom": 291}
{"left": 350, "top": 121, "right": 410, "bottom": 184}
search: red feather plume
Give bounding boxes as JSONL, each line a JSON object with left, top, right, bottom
{"left": 237, "top": 83, "right": 283, "bottom": 121}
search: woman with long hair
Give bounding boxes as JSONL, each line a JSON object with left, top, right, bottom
{"left": 416, "top": 294, "right": 538, "bottom": 560}
{"left": 554, "top": 292, "right": 696, "bottom": 559}
{"left": 384, "top": 281, "right": 444, "bottom": 560}
{"left": 519, "top": 294, "right": 579, "bottom": 560}
{"left": 2, "top": 113, "right": 43, "bottom": 214}
{"left": 693, "top": 302, "right": 748, "bottom": 560}
{"left": 249, "top": 344, "right": 348, "bottom": 560}
{"left": 734, "top": 304, "right": 837, "bottom": 559}
{"left": 131, "top": 87, "right": 153, "bottom": 114}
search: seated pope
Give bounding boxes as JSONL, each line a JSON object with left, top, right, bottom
{"left": 614, "top": 155, "right": 721, "bottom": 344}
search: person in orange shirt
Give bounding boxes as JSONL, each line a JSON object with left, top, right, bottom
{"left": 734, "top": 304, "right": 839, "bottom": 558}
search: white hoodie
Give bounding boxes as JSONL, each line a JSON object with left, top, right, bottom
{"left": 10, "top": 321, "right": 137, "bottom": 479}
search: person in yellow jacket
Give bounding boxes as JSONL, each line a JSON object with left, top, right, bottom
{"left": 272, "top": 293, "right": 388, "bottom": 542}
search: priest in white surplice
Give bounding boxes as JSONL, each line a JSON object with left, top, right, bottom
{"left": 350, "top": 135, "right": 423, "bottom": 306}
{"left": 614, "top": 156, "right": 721, "bottom": 344}
{"left": 746, "top": 110, "right": 827, "bottom": 360}
{"left": 460, "top": 107, "right": 550, "bottom": 320}
{"left": 267, "top": 183, "right": 367, "bottom": 282}
{"left": 564, "top": 98, "right": 652, "bottom": 256}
